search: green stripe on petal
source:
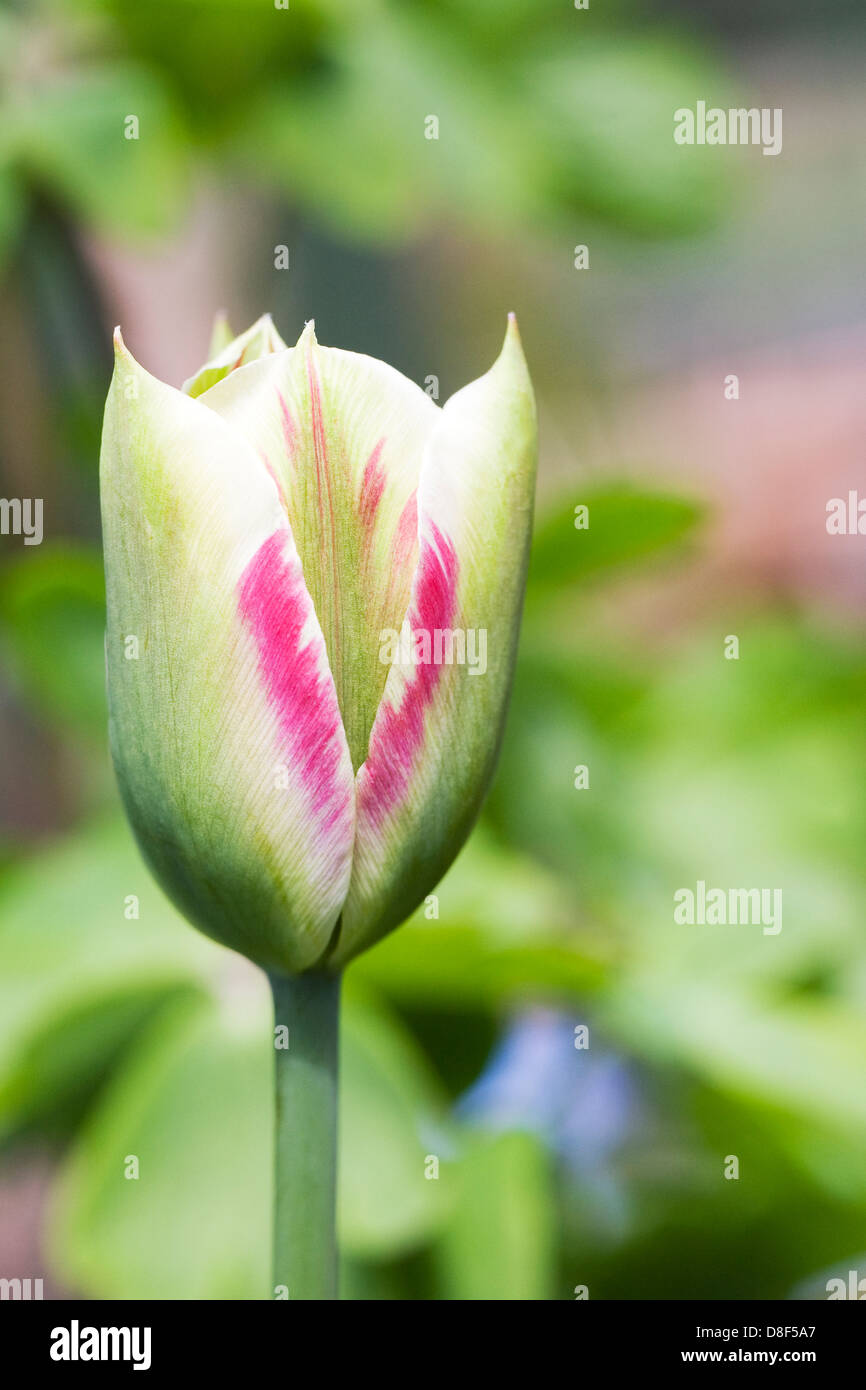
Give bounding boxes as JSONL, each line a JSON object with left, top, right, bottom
{"left": 199, "top": 322, "right": 438, "bottom": 771}
{"left": 102, "top": 332, "right": 355, "bottom": 974}
{"left": 332, "top": 317, "right": 537, "bottom": 966}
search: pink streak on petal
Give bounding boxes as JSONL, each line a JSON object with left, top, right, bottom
{"left": 238, "top": 528, "right": 350, "bottom": 832}
{"left": 359, "top": 438, "right": 386, "bottom": 532}
{"left": 276, "top": 389, "right": 297, "bottom": 462}
{"left": 360, "top": 522, "right": 459, "bottom": 825}
{"left": 259, "top": 450, "right": 287, "bottom": 510}
{"left": 381, "top": 489, "right": 419, "bottom": 616}
{"left": 394, "top": 491, "right": 418, "bottom": 565}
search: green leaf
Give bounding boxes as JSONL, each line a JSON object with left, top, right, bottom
{"left": 433, "top": 1129, "right": 556, "bottom": 1300}
{"left": 234, "top": 13, "right": 546, "bottom": 245}
{"left": 10, "top": 65, "right": 189, "bottom": 240}
{"left": 51, "top": 991, "right": 272, "bottom": 1300}
{"left": 528, "top": 485, "right": 704, "bottom": 595}
{"left": 591, "top": 621, "right": 866, "bottom": 1161}
{"left": 525, "top": 36, "right": 738, "bottom": 236}
{"left": 0, "top": 547, "right": 107, "bottom": 739}
{"left": 0, "top": 818, "right": 218, "bottom": 1138}
{"left": 605, "top": 980, "right": 866, "bottom": 1141}
{"left": 1, "top": 987, "right": 187, "bottom": 1139}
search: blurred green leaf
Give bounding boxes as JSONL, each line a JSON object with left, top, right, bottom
{"left": 0, "top": 546, "right": 106, "bottom": 739}
{"left": 99, "top": 0, "right": 330, "bottom": 124}
{"left": 235, "top": 13, "right": 545, "bottom": 245}
{"left": 605, "top": 979, "right": 866, "bottom": 1146}
{"left": 51, "top": 990, "right": 272, "bottom": 1300}
{"left": 9, "top": 65, "right": 189, "bottom": 240}
{"left": 487, "top": 651, "right": 650, "bottom": 909}
{"left": 528, "top": 485, "right": 704, "bottom": 595}
{"left": 1, "top": 987, "right": 188, "bottom": 1139}
{"left": 433, "top": 1129, "right": 556, "bottom": 1300}
{"left": 589, "top": 620, "right": 866, "bottom": 1169}
{"left": 0, "top": 817, "right": 217, "bottom": 1138}
{"left": 526, "top": 36, "right": 738, "bottom": 236}
{"left": 236, "top": 12, "right": 735, "bottom": 245}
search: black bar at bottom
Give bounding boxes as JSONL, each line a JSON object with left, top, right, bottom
{"left": 0, "top": 1297, "right": 861, "bottom": 1374}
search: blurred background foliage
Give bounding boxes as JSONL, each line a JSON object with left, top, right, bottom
{"left": 1, "top": 0, "right": 865, "bottom": 1298}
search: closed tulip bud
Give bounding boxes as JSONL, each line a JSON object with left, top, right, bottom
{"left": 100, "top": 314, "right": 536, "bottom": 976}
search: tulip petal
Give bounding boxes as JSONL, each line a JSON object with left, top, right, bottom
{"left": 199, "top": 322, "right": 437, "bottom": 771}
{"left": 182, "top": 312, "right": 288, "bottom": 398}
{"left": 102, "top": 332, "right": 355, "bottom": 974}
{"left": 332, "top": 317, "right": 537, "bottom": 966}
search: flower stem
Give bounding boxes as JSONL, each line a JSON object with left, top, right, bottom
{"left": 269, "top": 969, "right": 340, "bottom": 1300}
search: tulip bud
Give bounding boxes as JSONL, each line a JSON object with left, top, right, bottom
{"left": 100, "top": 315, "right": 536, "bottom": 974}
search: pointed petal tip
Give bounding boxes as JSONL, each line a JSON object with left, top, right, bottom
{"left": 297, "top": 318, "right": 318, "bottom": 349}
{"left": 112, "top": 326, "right": 149, "bottom": 378}
{"left": 495, "top": 311, "right": 529, "bottom": 378}
{"left": 112, "top": 326, "right": 138, "bottom": 373}
{"left": 505, "top": 311, "right": 522, "bottom": 345}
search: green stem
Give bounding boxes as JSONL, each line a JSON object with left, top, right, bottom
{"left": 269, "top": 969, "right": 341, "bottom": 1300}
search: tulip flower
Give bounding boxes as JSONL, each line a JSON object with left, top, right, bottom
{"left": 100, "top": 313, "right": 536, "bottom": 1299}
